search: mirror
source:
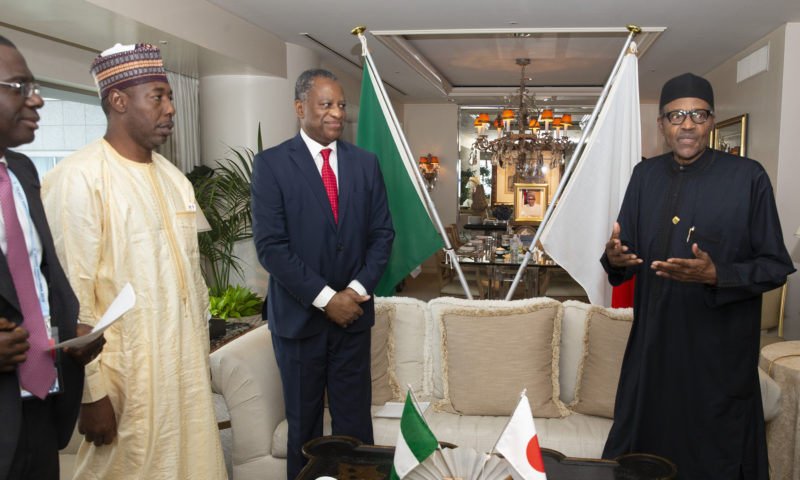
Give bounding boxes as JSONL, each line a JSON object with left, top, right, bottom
{"left": 457, "top": 107, "right": 587, "bottom": 216}
{"left": 712, "top": 114, "right": 747, "bottom": 157}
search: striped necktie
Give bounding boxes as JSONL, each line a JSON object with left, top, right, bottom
{"left": 320, "top": 148, "right": 339, "bottom": 223}
{"left": 0, "top": 164, "right": 56, "bottom": 399}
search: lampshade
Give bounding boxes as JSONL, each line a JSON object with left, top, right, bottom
{"left": 493, "top": 117, "right": 503, "bottom": 128}
{"left": 419, "top": 155, "right": 428, "bottom": 164}
{"left": 430, "top": 156, "right": 439, "bottom": 165}
{"left": 561, "top": 114, "right": 572, "bottom": 126}
{"left": 541, "top": 110, "right": 554, "bottom": 121}
{"left": 552, "top": 118, "right": 562, "bottom": 128}
{"left": 502, "top": 109, "right": 515, "bottom": 120}
{"left": 478, "top": 113, "right": 490, "bottom": 124}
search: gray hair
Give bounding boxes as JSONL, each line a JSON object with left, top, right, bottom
{"left": 295, "top": 69, "right": 338, "bottom": 102}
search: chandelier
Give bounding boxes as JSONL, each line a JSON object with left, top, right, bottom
{"left": 469, "top": 58, "right": 575, "bottom": 183}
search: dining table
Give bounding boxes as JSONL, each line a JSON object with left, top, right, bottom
{"left": 454, "top": 239, "right": 562, "bottom": 299}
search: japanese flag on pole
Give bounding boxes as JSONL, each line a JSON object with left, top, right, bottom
{"left": 496, "top": 393, "right": 547, "bottom": 479}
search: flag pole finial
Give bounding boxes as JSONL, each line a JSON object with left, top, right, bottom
{"left": 626, "top": 24, "right": 641, "bottom": 35}
{"left": 350, "top": 25, "right": 367, "bottom": 36}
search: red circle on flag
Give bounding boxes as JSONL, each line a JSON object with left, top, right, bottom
{"left": 526, "top": 434, "right": 545, "bottom": 472}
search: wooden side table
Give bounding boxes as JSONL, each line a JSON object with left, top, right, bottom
{"left": 297, "top": 435, "right": 676, "bottom": 480}
{"left": 760, "top": 340, "right": 800, "bottom": 479}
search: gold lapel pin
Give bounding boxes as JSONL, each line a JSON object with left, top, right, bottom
{"left": 672, "top": 216, "right": 680, "bottom": 224}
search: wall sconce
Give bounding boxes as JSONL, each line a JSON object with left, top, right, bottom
{"left": 418, "top": 153, "right": 439, "bottom": 191}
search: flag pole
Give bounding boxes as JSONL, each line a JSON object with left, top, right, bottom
{"left": 352, "top": 26, "right": 474, "bottom": 299}
{"left": 504, "top": 24, "right": 641, "bottom": 300}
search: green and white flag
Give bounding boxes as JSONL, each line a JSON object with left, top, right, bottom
{"left": 357, "top": 56, "right": 444, "bottom": 297}
{"left": 390, "top": 392, "right": 439, "bottom": 480}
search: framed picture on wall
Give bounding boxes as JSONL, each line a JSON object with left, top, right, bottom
{"left": 491, "top": 163, "right": 515, "bottom": 205}
{"left": 513, "top": 183, "right": 548, "bottom": 222}
{"left": 711, "top": 113, "right": 748, "bottom": 157}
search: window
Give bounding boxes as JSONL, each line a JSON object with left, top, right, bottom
{"left": 15, "top": 86, "right": 106, "bottom": 178}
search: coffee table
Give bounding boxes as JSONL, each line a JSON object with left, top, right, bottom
{"left": 297, "top": 436, "right": 676, "bottom": 480}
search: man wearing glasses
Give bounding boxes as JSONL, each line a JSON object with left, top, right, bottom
{"left": 0, "top": 34, "right": 104, "bottom": 479}
{"left": 601, "top": 73, "right": 794, "bottom": 479}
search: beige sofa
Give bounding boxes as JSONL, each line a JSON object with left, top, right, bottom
{"left": 208, "top": 296, "right": 784, "bottom": 480}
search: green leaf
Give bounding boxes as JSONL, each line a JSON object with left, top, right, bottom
{"left": 208, "top": 285, "right": 264, "bottom": 322}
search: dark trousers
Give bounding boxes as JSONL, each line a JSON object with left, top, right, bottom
{"left": 7, "top": 396, "right": 59, "bottom": 480}
{"left": 272, "top": 324, "right": 373, "bottom": 480}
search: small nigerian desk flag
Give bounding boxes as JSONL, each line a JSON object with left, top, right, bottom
{"left": 390, "top": 391, "right": 439, "bottom": 479}
{"left": 496, "top": 391, "right": 547, "bottom": 479}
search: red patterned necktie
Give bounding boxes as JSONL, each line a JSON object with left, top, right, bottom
{"left": 0, "top": 164, "right": 56, "bottom": 399}
{"left": 320, "top": 148, "right": 339, "bottom": 223}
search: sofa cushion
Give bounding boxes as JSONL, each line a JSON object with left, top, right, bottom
{"left": 559, "top": 301, "right": 591, "bottom": 404}
{"left": 428, "top": 297, "right": 568, "bottom": 418}
{"left": 570, "top": 306, "right": 633, "bottom": 418}
{"left": 271, "top": 408, "right": 613, "bottom": 461}
{"left": 376, "top": 296, "right": 429, "bottom": 397}
{"left": 372, "top": 302, "right": 401, "bottom": 405}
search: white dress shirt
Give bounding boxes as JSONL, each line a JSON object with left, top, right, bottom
{"left": 0, "top": 155, "right": 51, "bottom": 322}
{"left": 298, "top": 130, "right": 367, "bottom": 310}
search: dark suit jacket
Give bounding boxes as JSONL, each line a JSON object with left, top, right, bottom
{"left": 0, "top": 150, "right": 82, "bottom": 479}
{"left": 251, "top": 134, "right": 394, "bottom": 339}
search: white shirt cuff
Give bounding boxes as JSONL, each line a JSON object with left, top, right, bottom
{"left": 312, "top": 281, "right": 368, "bottom": 311}
{"left": 312, "top": 286, "right": 337, "bottom": 311}
{"left": 348, "top": 280, "right": 367, "bottom": 296}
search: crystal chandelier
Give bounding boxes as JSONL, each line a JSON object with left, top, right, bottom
{"left": 469, "top": 58, "right": 575, "bottom": 184}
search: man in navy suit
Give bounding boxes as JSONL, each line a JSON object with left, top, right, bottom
{"left": 251, "top": 69, "right": 394, "bottom": 479}
{"left": 0, "top": 34, "right": 103, "bottom": 479}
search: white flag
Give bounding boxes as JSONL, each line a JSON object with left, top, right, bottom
{"left": 540, "top": 45, "right": 641, "bottom": 306}
{"left": 496, "top": 394, "right": 547, "bottom": 480}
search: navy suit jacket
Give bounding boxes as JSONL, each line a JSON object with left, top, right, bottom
{"left": 0, "top": 150, "right": 82, "bottom": 479}
{"left": 251, "top": 134, "right": 394, "bottom": 339}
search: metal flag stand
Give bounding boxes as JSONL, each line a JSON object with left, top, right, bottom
{"left": 505, "top": 24, "right": 641, "bottom": 301}
{"left": 351, "top": 25, "right": 474, "bottom": 299}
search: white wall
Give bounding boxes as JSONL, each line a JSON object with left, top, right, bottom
{"left": 640, "top": 103, "right": 663, "bottom": 158}
{"left": 402, "top": 103, "right": 459, "bottom": 271}
{"left": 775, "top": 23, "right": 800, "bottom": 339}
{"left": 706, "top": 26, "right": 786, "bottom": 185}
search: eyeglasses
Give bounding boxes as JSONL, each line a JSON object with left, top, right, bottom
{"left": 662, "top": 108, "right": 713, "bottom": 125}
{"left": 0, "top": 81, "right": 41, "bottom": 99}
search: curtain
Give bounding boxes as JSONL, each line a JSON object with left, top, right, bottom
{"left": 157, "top": 70, "right": 200, "bottom": 173}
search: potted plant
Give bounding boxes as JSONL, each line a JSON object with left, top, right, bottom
{"left": 208, "top": 285, "right": 264, "bottom": 339}
{"left": 188, "top": 125, "right": 265, "bottom": 338}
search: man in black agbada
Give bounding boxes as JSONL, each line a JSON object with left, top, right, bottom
{"left": 601, "top": 72, "right": 795, "bottom": 479}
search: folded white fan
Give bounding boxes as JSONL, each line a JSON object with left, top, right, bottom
{"left": 405, "top": 447, "right": 512, "bottom": 480}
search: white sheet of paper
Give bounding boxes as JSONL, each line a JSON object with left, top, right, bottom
{"left": 374, "top": 401, "right": 430, "bottom": 418}
{"left": 51, "top": 283, "right": 135, "bottom": 350}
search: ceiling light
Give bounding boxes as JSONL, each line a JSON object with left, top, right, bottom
{"left": 469, "top": 58, "right": 575, "bottom": 184}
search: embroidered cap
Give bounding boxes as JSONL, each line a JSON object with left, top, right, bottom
{"left": 90, "top": 43, "right": 168, "bottom": 99}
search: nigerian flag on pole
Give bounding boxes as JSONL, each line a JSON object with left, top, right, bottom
{"left": 357, "top": 62, "right": 443, "bottom": 297}
{"left": 390, "top": 392, "right": 439, "bottom": 479}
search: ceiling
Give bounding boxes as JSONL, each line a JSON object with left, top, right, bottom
{"left": 3, "top": 0, "right": 800, "bottom": 107}
{"left": 206, "top": 0, "right": 800, "bottom": 105}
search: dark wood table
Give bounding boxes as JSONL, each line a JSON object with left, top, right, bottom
{"left": 297, "top": 436, "right": 676, "bottom": 480}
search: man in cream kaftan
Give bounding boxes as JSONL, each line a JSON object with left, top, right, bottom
{"left": 41, "top": 43, "right": 226, "bottom": 479}
{"left": 42, "top": 139, "right": 226, "bottom": 479}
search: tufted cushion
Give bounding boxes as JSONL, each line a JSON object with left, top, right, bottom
{"left": 428, "top": 297, "right": 568, "bottom": 418}
{"left": 559, "top": 301, "right": 591, "bottom": 404}
{"left": 570, "top": 306, "right": 633, "bottom": 418}
{"left": 371, "top": 302, "right": 401, "bottom": 405}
